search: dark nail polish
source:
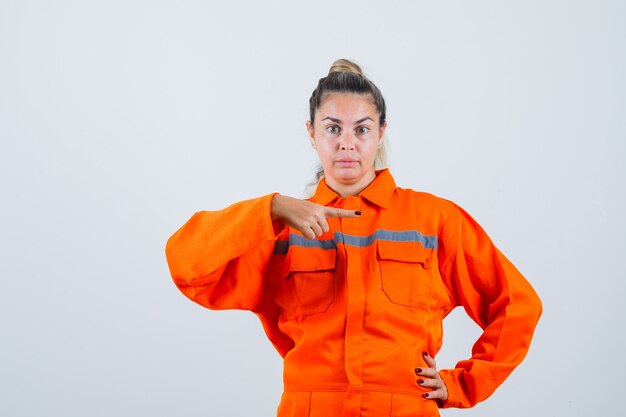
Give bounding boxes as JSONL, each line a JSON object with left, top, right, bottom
{"left": 355, "top": 210, "right": 362, "bottom": 216}
{"left": 415, "top": 368, "right": 422, "bottom": 374}
{"left": 417, "top": 379, "right": 424, "bottom": 385}
{"left": 423, "top": 351, "right": 429, "bottom": 357}
{"left": 422, "top": 393, "right": 429, "bottom": 398}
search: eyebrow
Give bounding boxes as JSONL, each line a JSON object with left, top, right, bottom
{"left": 320, "top": 116, "right": 375, "bottom": 124}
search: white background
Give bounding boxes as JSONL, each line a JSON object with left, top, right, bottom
{"left": 1, "top": 1, "right": 624, "bottom": 416}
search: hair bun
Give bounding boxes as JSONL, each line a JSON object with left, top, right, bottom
{"left": 329, "top": 59, "right": 363, "bottom": 75}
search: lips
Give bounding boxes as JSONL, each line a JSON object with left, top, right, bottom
{"left": 336, "top": 158, "right": 359, "bottom": 167}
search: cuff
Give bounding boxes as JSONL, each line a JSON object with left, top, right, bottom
{"left": 437, "top": 368, "right": 462, "bottom": 409}
{"left": 264, "top": 192, "right": 286, "bottom": 237}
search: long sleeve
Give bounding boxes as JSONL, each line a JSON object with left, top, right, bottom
{"left": 436, "top": 203, "right": 542, "bottom": 408}
{"left": 165, "top": 193, "right": 281, "bottom": 312}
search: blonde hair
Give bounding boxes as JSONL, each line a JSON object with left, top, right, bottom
{"left": 329, "top": 58, "right": 363, "bottom": 74}
{"left": 308, "top": 59, "right": 388, "bottom": 191}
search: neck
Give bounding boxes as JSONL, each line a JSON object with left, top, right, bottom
{"left": 325, "top": 171, "right": 376, "bottom": 198}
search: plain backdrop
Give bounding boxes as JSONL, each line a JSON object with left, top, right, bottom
{"left": 1, "top": 1, "right": 624, "bottom": 416}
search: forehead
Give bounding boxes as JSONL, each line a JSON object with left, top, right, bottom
{"left": 317, "top": 93, "right": 378, "bottom": 121}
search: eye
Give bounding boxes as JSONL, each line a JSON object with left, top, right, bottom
{"left": 326, "top": 125, "right": 340, "bottom": 134}
{"left": 356, "top": 126, "right": 370, "bottom": 134}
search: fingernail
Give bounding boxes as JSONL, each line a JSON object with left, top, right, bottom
{"left": 417, "top": 379, "right": 424, "bottom": 385}
{"left": 423, "top": 351, "right": 429, "bottom": 357}
{"left": 415, "top": 368, "right": 422, "bottom": 374}
{"left": 355, "top": 210, "right": 362, "bottom": 216}
{"left": 422, "top": 393, "right": 429, "bottom": 398}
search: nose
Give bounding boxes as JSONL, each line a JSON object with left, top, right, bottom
{"left": 340, "top": 132, "right": 355, "bottom": 151}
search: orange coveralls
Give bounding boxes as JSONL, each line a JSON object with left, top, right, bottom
{"left": 166, "top": 169, "right": 542, "bottom": 417}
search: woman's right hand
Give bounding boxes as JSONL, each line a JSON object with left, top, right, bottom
{"left": 270, "top": 194, "right": 361, "bottom": 239}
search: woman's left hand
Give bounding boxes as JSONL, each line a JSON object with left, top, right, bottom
{"left": 415, "top": 351, "right": 448, "bottom": 404}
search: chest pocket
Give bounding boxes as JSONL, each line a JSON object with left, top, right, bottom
{"left": 377, "top": 240, "right": 437, "bottom": 309}
{"left": 275, "top": 247, "right": 336, "bottom": 318}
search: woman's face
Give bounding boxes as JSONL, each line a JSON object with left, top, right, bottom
{"left": 307, "top": 93, "right": 387, "bottom": 196}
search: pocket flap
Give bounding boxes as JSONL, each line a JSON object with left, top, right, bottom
{"left": 287, "top": 247, "right": 337, "bottom": 272}
{"left": 376, "top": 240, "right": 432, "bottom": 267}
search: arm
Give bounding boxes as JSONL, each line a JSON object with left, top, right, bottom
{"left": 165, "top": 193, "right": 358, "bottom": 357}
{"left": 436, "top": 203, "right": 543, "bottom": 408}
{"left": 165, "top": 194, "right": 282, "bottom": 312}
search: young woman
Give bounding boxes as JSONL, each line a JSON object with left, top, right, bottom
{"left": 165, "top": 59, "right": 542, "bottom": 417}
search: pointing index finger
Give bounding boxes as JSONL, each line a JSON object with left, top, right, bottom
{"left": 325, "top": 207, "right": 362, "bottom": 218}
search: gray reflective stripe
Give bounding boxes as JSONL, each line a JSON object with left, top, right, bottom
{"left": 333, "top": 231, "right": 375, "bottom": 247}
{"left": 274, "top": 229, "right": 437, "bottom": 254}
{"left": 273, "top": 240, "right": 289, "bottom": 255}
{"left": 372, "top": 229, "right": 438, "bottom": 249}
{"left": 289, "top": 234, "right": 337, "bottom": 250}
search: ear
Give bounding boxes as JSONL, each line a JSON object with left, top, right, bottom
{"left": 306, "top": 120, "right": 316, "bottom": 148}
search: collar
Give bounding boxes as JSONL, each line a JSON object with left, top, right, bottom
{"left": 312, "top": 168, "right": 396, "bottom": 208}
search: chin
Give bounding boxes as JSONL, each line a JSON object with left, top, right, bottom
{"left": 332, "top": 174, "right": 364, "bottom": 186}
{"left": 331, "top": 168, "right": 361, "bottom": 181}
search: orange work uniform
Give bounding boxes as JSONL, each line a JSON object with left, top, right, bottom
{"left": 165, "top": 169, "right": 542, "bottom": 417}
